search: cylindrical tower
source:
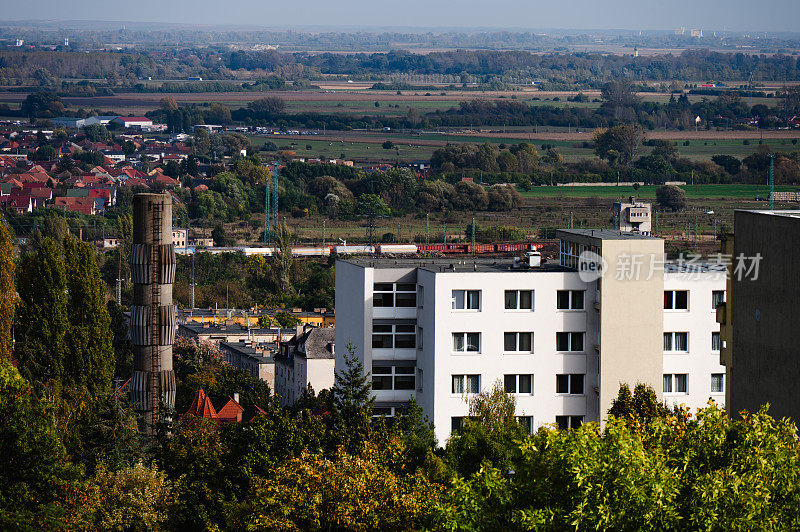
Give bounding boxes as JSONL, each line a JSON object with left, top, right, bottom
{"left": 130, "top": 193, "right": 176, "bottom": 432}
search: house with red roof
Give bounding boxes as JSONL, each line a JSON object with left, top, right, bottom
{"left": 183, "top": 389, "right": 265, "bottom": 424}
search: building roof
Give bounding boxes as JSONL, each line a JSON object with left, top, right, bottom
{"left": 342, "top": 257, "right": 569, "bottom": 274}
{"left": 184, "top": 388, "right": 218, "bottom": 419}
{"left": 737, "top": 209, "right": 800, "bottom": 219}
{"left": 558, "top": 229, "right": 659, "bottom": 240}
{"left": 299, "top": 326, "right": 335, "bottom": 359}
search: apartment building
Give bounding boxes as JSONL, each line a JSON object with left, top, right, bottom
{"left": 275, "top": 325, "right": 335, "bottom": 406}
{"left": 335, "top": 229, "right": 726, "bottom": 443}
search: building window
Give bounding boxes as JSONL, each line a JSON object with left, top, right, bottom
{"left": 517, "top": 415, "right": 534, "bottom": 434}
{"left": 451, "top": 416, "right": 464, "bottom": 432}
{"left": 557, "top": 290, "right": 585, "bottom": 310}
{"left": 373, "top": 406, "right": 397, "bottom": 418}
{"left": 556, "top": 415, "right": 583, "bottom": 429}
{"left": 712, "top": 332, "right": 721, "bottom": 352}
{"left": 712, "top": 290, "right": 725, "bottom": 310}
{"left": 664, "top": 290, "right": 689, "bottom": 310}
{"left": 373, "top": 283, "right": 416, "bottom": 308}
{"left": 453, "top": 332, "right": 481, "bottom": 353}
{"left": 663, "top": 332, "right": 689, "bottom": 352}
{"left": 417, "top": 285, "right": 424, "bottom": 308}
{"left": 504, "top": 332, "right": 534, "bottom": 353}
{"left": 372, "top": 323, "right": 416, "bottom": 349}
{"left": 504, "top": 374, "right": 533, "bottom": 394}
{"left": 711, "top": 373, "right": 725, "bottom": 394}
{"left": 663, "top": 374, "right": 688, "bottom": 394}
{"left": 452, "top": 290, "right": 481, "bottom": 310}
{"left": 372, "top": 363, "right": 415, "bottom": 390}
{"left": 416, "top": 368, "right": 423, "bottom": 392}
{"left": 452, "top": 374, "right": 480, "bottom": 394}
{"left": 556, "top": 374, "right": 584, "bottom": 395}
{"left": 505, "top": 290, "right": 534, "bottom": 310}
{"left": 556, "top": 332, "right": 585, "bottom": 352}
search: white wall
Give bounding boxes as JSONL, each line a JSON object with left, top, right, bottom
{"left": 663, "top": 272, "right": 726, "bottom": 411}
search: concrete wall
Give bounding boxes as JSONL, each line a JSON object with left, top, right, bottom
{"left": 334, "top": 261, "right": 370, "bottom": 378}
{"left": 731, "top": 211, "right": 800, "bottom": 420}
{"left": 598, "top": 238, "right": 665, "bottom": 420}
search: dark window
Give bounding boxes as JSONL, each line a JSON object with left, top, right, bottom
{"left": 504, "top": 332, "right": 517, "bottom": 352}
{"left": 570, "top": 374, "right": 584, "bottom": 395}
{"left": 556, "top": 374, "right": 569, "bottom": 394}
{"left": 374, "top": 283, "right": 393, "bottom": 292}
{"left": 395, "top": 293, "right": 417, "bottom": 307}
{"left": 556, "top": 332, "right": 570, "bottom": 351}
{"left": 557, "top": 290, "right": 570, "bottom": 309}
{"left": 451, "top": 417, "right": 463, "bottom": 432}
{"left": 519, "top": 374, "right": 532, "bottom": 394}
{"left": 373, "top": 293, "right": 394, "bottom": 307}
{"left": 571, "top": 290, "right": 584, "bottom": 310}
{"left": 504, "top": 290, "right": 517, "bottom": 309}
{"left": 504, "top": 374, "right": 517, "bottom": 393}
{"left": 520, "top": 290, "right": 533, "bottom": 309}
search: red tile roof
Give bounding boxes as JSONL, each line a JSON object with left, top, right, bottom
{"left": 184, "top": 388, "right": 218, "bottom": 420}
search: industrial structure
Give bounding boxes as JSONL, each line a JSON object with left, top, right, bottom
{"left": 129, "top": 193, "right": 177, "bottom": 432}
{"left": 336, "top": 229, "right": 726, "bottom": 443}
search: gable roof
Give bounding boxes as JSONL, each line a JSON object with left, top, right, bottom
{"left": 184, "top": 388, "right": 218, "bottom": 420}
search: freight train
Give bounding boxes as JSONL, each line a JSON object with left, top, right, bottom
{"left": 175, "top": 241, "right": 546, "bottom": 257}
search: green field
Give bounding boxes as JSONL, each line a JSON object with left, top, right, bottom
{"left": 520, "top": 183, "right": 796, "bottom": 199}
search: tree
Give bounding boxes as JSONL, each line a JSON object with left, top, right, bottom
{"left": 607, "top": 383, "right": 670, "bottom": 431}
{"left": 332, "top": 342, "right": 374, "bottom": 451}
{"left": 15, "top": 238, "right": 69, "bottom": 383}
{"left": 86, "top": 463, "right": 172, "bottom": 531}
{"left": 594, "top": 124, "right": 646, "bottom": 166}
{"left": 247, "top": 96, "right": 286, "bottom": 115}
{"left": 656, "top": 184, "right": 687, "bottom": 211}
{"left": 271, "top": 220, "right": 294, "bottom": 295}
{"left": 0, "top": 220, "right": 14, "bottom": 359}
{"left": 21, "top": 91, "right": 63, "bottom": 120}
{"left": 83, "top": 124, "right": 111, "bottom": 142}
{"left": 601, "top": 79, "right": 641, "bottom": 109}
{"left": 712, "top": 154, "right": 741, "bottom": 175}
{"left": 63, "top": 237, "right": 115, "bottom": 395}
{"left": 159, "top": 96, "right": 178, "bottom": 111}
{"left": 0, "top": 360, "right": 84, "bottom": 529}
{"left": 211, "top": 224, "right": 231, "bottom": 247}
{"left": 487, "top": 184, "right": 522, "bottom": 211}
{"left": 228, "top": 446, "right": 440, "bottom": 531}
{"left": 273, "top": 310, "right": 301, "bottom": 328}
{"left": 382, "top": 140, "right": 394, "bottom": 150}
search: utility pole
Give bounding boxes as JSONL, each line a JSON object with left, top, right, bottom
{"left": 264, "top": 169, "right": 270, "bottom": 244}
{"left": 769, "top": 153, "right": 776, "bottom": 209}
{"left": 322, "top": 219, "right": 326, "bottom": 249}
{"left": 426, "top": 213, "right": 429, "bottom": 245}
{"left": 471, "top": 216, "right": 475, "bottom": 254}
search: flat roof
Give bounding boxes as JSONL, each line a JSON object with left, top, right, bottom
{"left": 557, "top": 229, "right": 659, "bottom": 240}
{"left": 736, "top": 209, "right": 800, "bottom": 219}
{"left": 341, "top": 257, "right": 570, "bottom": 273}
{"left": 178, "top": 323, "right": 295, "bottom": 334}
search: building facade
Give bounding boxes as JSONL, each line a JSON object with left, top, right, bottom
{"left": 335, "top": 229, "right": 725, "bottom": 443}
{"left": 275, "top": 326, "right": 335, "bottom": 406}
{"left": 719, "top": 210, "right": 800, "bottom": 421}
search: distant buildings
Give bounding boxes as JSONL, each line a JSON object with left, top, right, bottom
{"left": 275, "top": 325, "right": 335, "bottom": 406}
{"left": 612, "top": 196, "right": 652, "bottom": 235}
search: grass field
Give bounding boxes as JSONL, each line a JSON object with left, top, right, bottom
{"left": 519, "top": 183, "right": 796, "bottom": 199}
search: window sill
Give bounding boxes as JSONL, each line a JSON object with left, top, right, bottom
{"left": 503, "top": 351, "right": 534, "bottom": 355}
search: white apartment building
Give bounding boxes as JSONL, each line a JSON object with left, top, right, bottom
{"left": 335, "top": 229, "right": 725, "bottom": 444}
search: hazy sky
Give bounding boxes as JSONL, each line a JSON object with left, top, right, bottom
{"left": 2, "top": 0, "right": 799, "bottom": 33}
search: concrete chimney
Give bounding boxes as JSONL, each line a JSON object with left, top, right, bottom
{"left": 129, "top": 193, "right": 176, "bottom": 432}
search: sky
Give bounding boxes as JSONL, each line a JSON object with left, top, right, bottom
{"left": 2, "top": 0, "right": 799, "bottom": 33}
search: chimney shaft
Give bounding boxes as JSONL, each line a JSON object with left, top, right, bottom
{"left": 129, "top": 193, "right": 176, "bottom": 433}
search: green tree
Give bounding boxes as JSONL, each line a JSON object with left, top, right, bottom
{"left": 63, "top": 236, "right": 115, "bottom": 395}
{"left": 593, "top": 124, "right": 646, "bottom": 166}
{"left": 271, "top": 220, "right": 295, "bottom": 295}
{"left": 607, "top": 383, "right": 670, "bottom": 431}
{"left": 0, "top": 220, "right": 14, "bottom": 359}
{"left": 0, "top": 360, "right": 84, "bottom": 529}
{"left": 82, "top": 124, "right": 111, "bottom": 142}
{"left": 656, "top": 184, "right": 688, "bottom": 211}
{"left": 332, "top": 342, "right": 374, "bottom": 452}
{"left": 16, "top": 238, "right": 69, "bottom": 383}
